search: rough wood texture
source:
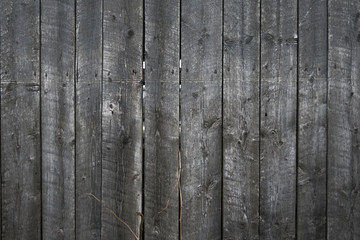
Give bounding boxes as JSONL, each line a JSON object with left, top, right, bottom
{"left": 75, "top": 0, "right": 102, "bottom": 239}
{"left": 101, "top": 0, "right": 143, "bottom": 239}
{"left": 2, "top": 2, "right": 360, "bottom": 240}
{"left": 223, "top": 0, "right": 260, "bottom": 239}
{"left": 260, "top": 0, "right": 297, "bottom": 239}
{"left": 0, "top": 1, "right": 41, "bottom": 239}
{"left": 297, "top": 0, "right": 327, "bottom": 238}
{"left": 328, "top": 0, "right": 360, "bottom": 239}
{"left": 144, "top": 0, "right": 180, "bottom": 239}
{"left": 181, "top": 0, "right": 222, "bottom": 238}
{"left": 41, "top": 0, "right": 75, "bottom": 239}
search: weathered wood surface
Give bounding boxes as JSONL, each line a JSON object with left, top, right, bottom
{"left": 297, "top": 0, "right": 327, "bottom": 239}
{"left": 328, "top": 0, "right": 360, "bottom": 239}
{"left": 223, "top": 0, "right": 260, "bottom": 239}
{"left": 1, "top": 2, "right": 41, "bottom": 239}
{"left": 181, "top": 0, "right": 223, "bottom": 239}
{"left": 260, "top": 0, "right": 297, "bottom": 239}
{"left": 75, "top": 0, "right": 102, "bottom": 239}
{"left": 144, "top": 0, "right": 180, "bottom": 239}
{"left": 101, "top": 0, "right": 143, "bottom": 239}
{"left": 41, "top": 0, "right": 75, "bottom": 239}
{"left": 2, "top": 2, "right": 360, "bottom": 240}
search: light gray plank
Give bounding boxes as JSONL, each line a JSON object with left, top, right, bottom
{"left": 144, "top": 0, "right": 180, "bottom": 239}
{"left": 75, "top": 0, "right": 102, "bottom": 239}
{"left": 181, "top": 0, "right": 223, "bottom": 238}
{"left": 101, "top": 0, "right": 143, "bottom": 238}
{"left": 0, "top": 0, "right": 41, "bottom": 239}
{"left": 223, "top": 0, "right": 260, "bottom": 238}
{"left": 41, "top": 0, "right": 75, "bottom": 239}
{"left": 297, "top": 0, "right": 327, "bottom": 238}
{"left": 328, "top": 0, "right": 360, "bottom": 238}
{"left": 260, "top": 0, "right": 297, "bottom": 239}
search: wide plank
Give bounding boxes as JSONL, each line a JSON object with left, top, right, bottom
{"left": 181, "top": 0, "right": 223, "bottom": 238}
{"left": 41, "top": 0, "right": 76, "bottom": 239}
{"left": 223, "top": 0, "right": 260, "bottom": 239}
{"left": 144, "top": 0, "right": 180, "bottom": 239}
{"left": 328, "top": 0, "right": 360, "bottom": 238}
{"left": 297, "top": 0, "right": 327, "bottom": 238}
{"left": 260, "top": 0, "right": 297, "bottom": 239}
{"left": 0, "top": 1, "right": 41, "bottom": 239}
{"left": 75, "top": 0, "right": 103, "bottom": 239}
{"left": 101, "top": 0, "right": 143, "bottom": 238}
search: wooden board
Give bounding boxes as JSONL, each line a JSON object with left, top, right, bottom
{"left": 144, "top": 0, "right": 180, "bottom": 239}
{"left": 223, "top": 0, "right": 260, "bottom": 238}
{"left": 75, "top": 0, "right": 102, "bottom": 239}
{"left": 0, "top": 1, "right": 41, "bottom": 239}
{"left": 260, "top": 0, "right": 297, "bottom": 239}
{"left": 41, "top": 0, "right": 75, "bottom": 239}
{"left": 101, "top": 0, "right": 143, "bottom": 239}
{"left": 297, "top": 0, "right": 327, "bottom": 238}
{"left": 181, "top": 0, "right": 222, "bottom": 238}
{"left": 328, "top": 0, "right": 360, "bottom": 238}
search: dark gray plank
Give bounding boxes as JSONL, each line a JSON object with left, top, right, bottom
{"left": 297, "top": 0, "right": 327, "bottom": 238}
{"left": 260, "top": 0, "right": 297, "bottom": 239}
{"left": 328, "top": 0, "right": 360, "bottom": 238}
{"left": 75, "top": 0, "right": 102, "bottom": 239}
{"left": 1, "top": 84, "right": 41, "bottom": 240}
{"left": 181, "top": 0, "right": 222, "bottom": 238}
{"left": 41, "top": 0, "right": 75, "bottom": 239}
{"left": 223, "top": 0, "right": 260, "bottom": 239}
{"left": 1, "top": 84, "right": 41, "bottom": 238}
{"left": 0, "top": 0, "right": 41, "bottom": 239}
{"left": 144, "top": 0, "right": 180, "bottom": 239}
{"left": 101, "top": 0, "right": 143, "bottom": 238}
{"left": 102, "top": 82, "right": 143, "bottom": 239}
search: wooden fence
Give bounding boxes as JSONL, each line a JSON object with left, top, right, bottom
{"left": 1, "top": 0, "right": 359, "bottom": 239}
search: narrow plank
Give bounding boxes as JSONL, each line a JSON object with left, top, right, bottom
{"left": 0, "top": 0, "right": 41, "bottom": 239}
{"left": 223, "top": 0, "right": 260, "bottom": 238}
{"left": 297, "top": 0, "right": 327, "bottom": 238}
{"left": 75, "top": 0, "right": 102, "bottom": 239}
{"left": 144, "top": 0, "right": 180, "bottom": 239}
{"left": 41, "top": 0, "right": 75, "bottom": 239}
{"left": 260, "top": 0, "right": 297, "bottom": 239}
{"left": 181, "top": 0, "right": 222, "bottom": 238}
{"left": 101, "top": 0, "right": 143, "bottom": 239}
{"left": 328, "top": 0, "right": 360, "bottom": 238}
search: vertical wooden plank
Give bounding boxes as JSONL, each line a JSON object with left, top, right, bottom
{"left": 1, "top": 2, "right": 41, "bottom": 239}
{"left": 223, "top": 0, "right": 260, "bottom": 238}
{"left": 144, "top": 0, "right": 179, "bottom": 239}
{"left": 181, "top": 0, "right": 222, "bottom": 239}
{"left": 328, "top": 0, "right": 360, "bottom": 238}
{"left": 101, "top": 0, "right": 143, "bottom": 239}
{"left": 75, "top": 0, "right": 102, "bottom": 239}
{"left": 260, "top": 0, "right": 297, "bottom": 239}
{"left": 297, "top": 0, "right": 327, "bottom": 238}
{"left": 41, "top": 0, "right": 75, "bottom": 239}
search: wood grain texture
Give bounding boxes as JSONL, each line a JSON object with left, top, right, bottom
{"left": 297, "top": 0, "right": 327, "bottom": 239}
{"left": 102, "top": 82, "right": 143, "bottom": 239}
{"left": 75, "top": 0, "right": 102, "bottom": 239}
{"left": 101, "top": 0, "right": 143, "bottom": 239}
{"left": 181, "top": 0, "right": 222, "bottom": 238}
{"left": 328, "top": 0, "right": 360, "bottom": 239}
{"left": 0, "top": 1, "right": 41, "bottom": 239}
{"left": 144, "top": 0, "right": 180, "bottom": 239}
{"left": 41, "top": 0, "right": 75, "bottom": 239}
{"left": 260, "top": 0, "right": 297, "bottom": 239}
{"left": 223, "top": 0, "right": 260, "bottom": 239}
